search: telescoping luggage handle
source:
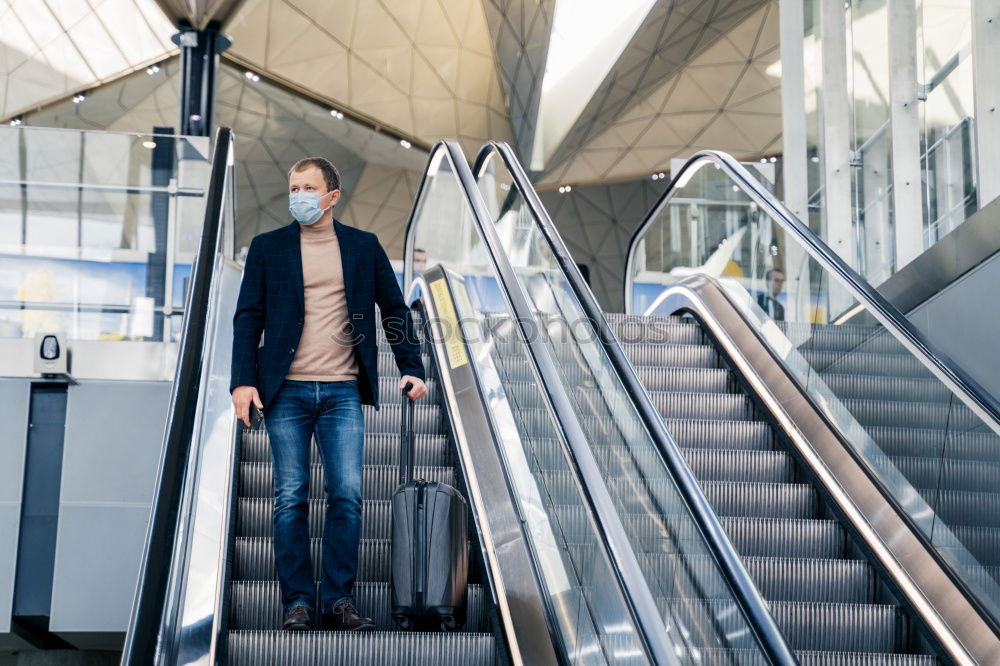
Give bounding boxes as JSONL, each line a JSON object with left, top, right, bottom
{"left": 400, "top": 383, "right": 416, "bottom": 485}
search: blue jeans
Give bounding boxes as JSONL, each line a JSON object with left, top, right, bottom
{"left": 264, "top": 378, "right": 365, "bottom": 614}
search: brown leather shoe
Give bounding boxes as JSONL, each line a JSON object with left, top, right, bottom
{"left": 322, "top": 601, "right": 375, "bottom": 631}
{"left": 282, "top": 604, "right": 313, "bottom": 630}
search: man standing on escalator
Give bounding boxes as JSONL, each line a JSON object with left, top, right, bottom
{"left": 228, "top": 157, "right": 427, "bottom": 632}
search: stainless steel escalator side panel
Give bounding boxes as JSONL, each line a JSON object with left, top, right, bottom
{"left": 656, "top": 275, "right": 1000, "bottom": 666}
{"left": 407, "top": 269, "right": 561, "bottom": 666}
{"left": 412, "top": 140, "right": 676, "bottom": 666}
{"left": 169, "top": 256, "right": 245, "bottom": 666}
{"left": 122, "top": 128, "right": 239, "bottom": 666}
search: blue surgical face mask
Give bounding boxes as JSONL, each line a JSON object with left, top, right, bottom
{"left": 289, "top": 191, "right": 330, "bottom": 225}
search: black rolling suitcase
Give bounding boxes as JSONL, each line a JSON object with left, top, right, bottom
{"left": 390, "top": 386, "right": 468, "bottom": 631}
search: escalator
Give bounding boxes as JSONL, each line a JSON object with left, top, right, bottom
{"left": 460, "top": 143, "right": 1000, "bottom": 665}
{"left": 120, "top": 125, "right": 1000, "bottom": 665}
{"left": 225, "top": 316, "right": 497, "bottom": 663}
{"left": 122, "top": 131, "right": 801, "bottom": 666}
{"left": 117, "top": 131, "right": 529, "bottom": 666}
{"left": 606, "top": 311, "right": 935, "bottom": 662}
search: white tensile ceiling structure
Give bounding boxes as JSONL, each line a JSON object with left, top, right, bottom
{"left": 3, "top": 0, "right": 783, "bottom": 278}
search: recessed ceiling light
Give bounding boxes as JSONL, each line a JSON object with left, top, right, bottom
{"left": 330, "top": 109, "right": 344, "bottom": 119}
{"left": 10, "top": 118, "right": 22, "bottom": 126}
{"left": 142, "top": 140, "right": 157, "bottom": 149}
{"left": 558, "top": 185, "right": 572, "bottom": 194}
{"left": 72, "top": 93, "right": 86, "bottom": 103}
{"left": 399, "top": 139, "right": 411, "bottom": 149}
{"left": 146, "top": 65, "right": 160, "bottom": 75}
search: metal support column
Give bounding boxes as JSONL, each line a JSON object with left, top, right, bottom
{"left": 972, "top": 1, "right": 1000, "bottom": 207}
{"left": 778, "top": 0, "right": 812, "bottom": 320}
{"left": 172, "top": 22, "right": 231, "bottom": 137}
{"left": 779, "top": 0, "right": 808, "bottom": 222}
{"left": 820, "top": 1, "right": 855, "bottom": 267}
{"left": 889, "top": 0, "right": 923, "bottom": 271}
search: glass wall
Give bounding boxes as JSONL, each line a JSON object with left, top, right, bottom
{"left": 785, "top": 0, "right": 989, "bottom": 285}
{"left": 917, "top": 0, "right": 976, "bottom": 246}
{"left": 0, "top": 126, "right": 210, "bottom": 342}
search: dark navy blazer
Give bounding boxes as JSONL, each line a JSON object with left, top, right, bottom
{"left": 229, "top": 218, "right": 425, "bottom": 411}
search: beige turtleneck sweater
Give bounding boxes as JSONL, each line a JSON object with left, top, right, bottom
{"left": 285, "top": 220, "right": 358, "bottom": 381}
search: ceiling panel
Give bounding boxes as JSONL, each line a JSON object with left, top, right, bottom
{"left": 1, "top": 0, "right": 175, "bottom": 119}
{"left": 542, "top": 0, "right": 767, "bottom": 170}
{"left": 225, "top": 0, "right": 515, "bottom": 156}
{"left": 539, "top": 1, "right": 781, "bottom": 186}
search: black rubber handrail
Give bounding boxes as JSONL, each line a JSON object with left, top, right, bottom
{"left": 472, "top": 142, "right": 798, "bottom": 666}
{"left": 120, "top": 127, "right": 234, "bottom": 666}
{"left": 404, "top": 141, "right": 677, "bottom": 665}
{"left": 625, "top": 149, "right": 1000, "bottom": 436}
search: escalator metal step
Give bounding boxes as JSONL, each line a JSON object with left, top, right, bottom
{"left": 799, "top": 350, "right": 930, "bottom": 378}
{"left": 950, "top": 525, "right": 1000, "bottom": 566}
{"left": 238, "top": 463, "right": 454, "bottom": 501}
{"left": 241, "top": 432, "right": 451, "bottom": 468}
{"left": 660, "top": 598, "right": 911, "bottom": 654}
{"left": 634, "top": 366, "right": 732, "bottom": 393}
{"left": 769, "top": 602, "right": 910, "bottom": 654}
{"left": 719, "top": 517, "right": 845, "bottom": 559}
{"left": 647, "top": 391, "right": 753, "bottom": 421}
{"left": 865, "top": 425, "right": 1000, "bottom": 462}
{"left": 700, "top": 482, "right": 817, "bottom": 519}
{"left": 926, "top": 488, "right": 1000, "bottom": 528}
{"left": 663, "top": 419, "right": 774, "bottom": 451}
{"left": 641, "top": 554, "right": 872, "bottom": 603}
{"left": 619, "top": 342, "right": 719, "bottom": 368}
{"left": 237, "top": 499, "right": 393, "bottom": 540}
{"left": 843, "top": 399, "right": 978, "bottom": 431}
{"left": 820, "top": 374, "right": 951, "bottom": 403}
{"left": 892, "top": 456, "right": 1000, "bottom": 493}
{"left": 680, "top": 449, "right": 793, "bottom": 483}
{"left": 232, "top": 537, "right": 479, "bottom": 584}
{"left": 776, "top": 324, "right": 906, "bottom": 355}
{"left": 690, "top": 649, "right": 938, "bottom": 666}
{"left": 227, "top": 631, "right": 496, "bottom": 666}
{"left": 605, "top": 313, "right": 694, "bottom": 328}
{"left": 795, "top": 652, "right": 938, "bottom": 666}
{"left": 229, "top": 581, "right": 488, "bottom": 632}
{"left": 608, "top": 319, "right": 705, "bottom": 344}
{"left": 606, "top": 480, "right": 817, "bottom": 521}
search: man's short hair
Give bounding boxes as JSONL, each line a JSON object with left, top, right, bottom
{"left": 288, "top": 157, "right": 342, "bottom": 193}
{"left": 765, "top": 268, "right": 785, "bottom": 279}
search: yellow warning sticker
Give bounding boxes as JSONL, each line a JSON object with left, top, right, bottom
{"left": 429, "top": 278, "right": 468, "bottom": 369}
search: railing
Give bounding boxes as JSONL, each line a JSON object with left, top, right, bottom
{"left": 0, "top": 125, "right": 211, "bottom": 347}
{"left": 471, "top": 142, "right": 796, "bottom": 665}
{"left": 405, "top": 140, "right": 679, "bottom": 664}
{"left": 625, "top": 149, "right": 1000, "bottom": 641}
{"left": 120, "top": 127, "right": 236, "bottom": 666}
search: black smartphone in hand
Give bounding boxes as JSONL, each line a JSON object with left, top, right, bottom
{"left": 249, "top": 403, "right": 264, "bottom": 429}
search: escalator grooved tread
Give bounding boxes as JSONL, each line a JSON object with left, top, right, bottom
{"left": 608, "top": 312, "right": 941, "bottom": 663}
{"left": 226, "top": 326, "right": 496, "bottom": 665}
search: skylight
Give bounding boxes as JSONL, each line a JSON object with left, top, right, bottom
{"left": 531, "top": 0, "right": 656, "bottom": 170}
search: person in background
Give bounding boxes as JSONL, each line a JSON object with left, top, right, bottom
{"left": 757, "top": 267, "right": 785, "bottom": 321}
